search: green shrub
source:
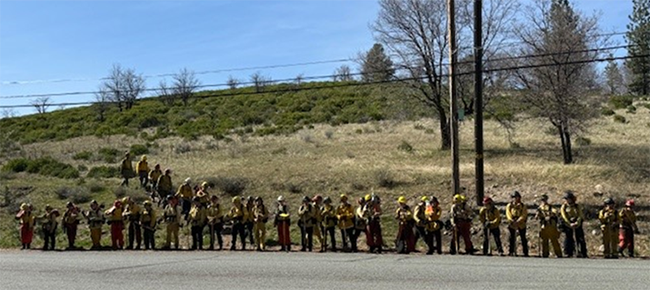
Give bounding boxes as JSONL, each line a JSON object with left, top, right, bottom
{"left": 575, "top": 137, "right": 592, "bottom": 146}
{"left": 613, "top": 114, "right": 627, "bottom": 123}
{"left": 375, "top": 168, "right": 396, "bottom": 188}
{"left": 129, "top": 144, "right": 149, "bottom": 156}
{"left": 609, "top": 95, "right": 634, "bottom": 109}
{"left": 87, "top": 166, "right": 120, "bottom": 178}
{"left": 397, "top": 140, "right": 413, "bottom": 152}
{"left": 626, "top": 105, "right": 637, "bottom": 114}
{"left": 3, "top": 158, "right": 29, "bottom": 172}
{"left": 413, "top": 123, "right": 425, "bottom": 130}
{"left": 73, "top": 151, "right": 93, "bottom": 161}
{"left": 600, "top": 107, "right": 615, "bottom": 116}
{"left": 98, "top": 147, "right": 121, "bottom": 163}
{"left": 87, "top": 182, "right": 105, "bottom": 193}
{"left": 77, "top": 164, "right": 88, "bottom": 172}
{"left": 206, "top": 176, "right": 248, "bottom": 196}
{"left": 3, "top": 157, "right": 79, "bottom": 179}
{"left": 55, "top": 186, "right": 92, "bottom": 204}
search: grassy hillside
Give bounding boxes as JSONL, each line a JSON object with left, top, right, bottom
{"left": 0, "top": 83, "right": 649, "bottom": 256}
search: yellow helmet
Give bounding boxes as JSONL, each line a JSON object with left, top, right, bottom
{"left": 340, "top": 194, "right": 348, "bottom": 202}
{"left": 143, "top": 200, "right": 152, "bottom": 206}
{"left": 232, "top": 196, "right": 241, "bottom": 204}
{"left": 20, "top": 203, "right": 28, "bottom": 211}
{"left": 364, "top": 194, "right": 372, "bottom": 202}
{"left": 397, "top": 196, "right": 407, "bottom": 204}
{"left": 141, "top": 155, "right": 147, "bottom": 161}
{"left": 421, "top": 196, "right": 429, "bottom": 202}
{"left": 122, "top": 197, "right": 131, "bottom": 204}
{"left": 201, "top": 182, "right": 209, "bottom": 189}
{"left": 453, "top": 194, "right": 465, "bottom": 203}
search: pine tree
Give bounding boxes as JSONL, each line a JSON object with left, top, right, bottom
{"left": 604, "top": 55, "right": 625, "bottom": 95}
{"left": 626, "top": 0, "right": 650, "bottom": 96}
{"left": 360, "top": 43, "right": 394, "bottom": 83}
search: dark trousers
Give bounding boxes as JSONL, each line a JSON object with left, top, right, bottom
{"left": 143, "top": 228, "right": 155, "bottom": 249}
{"left": 484, "top": 227, "right": 504, "bottom": 255}
{"left": 231, "top": 223, "right": 246, "bottom": 250}
{"left": 191, "top": 225, "right": 203, "bottom": 250}
{"left": 127, "top": 222, "right": 142, "bottom": 249}
{"left": 508, "top": 228, "right": 528, "bottom": 256}
{"left": 43, "top": 231, "right": 56, "bottom": 250}
{"left": 450, "top": 221, "right": 473, "bottom": 254}
{"left": 367, "top": 220, "right": 383, "bottom": 252}
{"left": 246, "top": 222, "right": 254, "bottom": 245}
{"left": 209, "top": 223, "right": 223, "bottom": 250}
{"left": 138, "top": 172, "right": 148, "bottom": 187}
{"left": 414, "top": 225, "right": 427, "bottom": 249}
{"left": 300, "top": 226, "right": 314, "bottom": 251}
{"left": 181, "top": 199, "right": 191, "bottom": 219}
{"left": 340, "top": 228, "right": 356, "bottom": 251}
{"left": 65, "top": 224, "right": 77, "bottom": 248}
{"left": 325, "top": 226, "right": 336, "bottom": 250}
{"left": 354, "top": 228, "right": 366, "bottom": 251}
{"left": 562, "top": 225, "right": 587, "bottom": 257}
{"left": 427, "top": 228, "right": 442, "bottom": 254}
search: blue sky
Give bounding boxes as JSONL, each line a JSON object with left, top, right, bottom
{"left": 0, "top": 0, "right": 633, "bottom": 116}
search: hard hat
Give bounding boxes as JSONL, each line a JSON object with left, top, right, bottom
{"left": 143, "top": 200, "right": 152, "bottom": 206}
{"left": 45, "top": 204, "right": 52, "bottom": 211}
{"left": 185, "top": 178, "right": 192, "bottom": 184}
{"left": 20, "top": 203, "right": 28, "bottom": 211}
{"left": 365, "top": 194, "right": 372, "bottom": 202}
{"left": 125, "top": 152, "right": 130, "bottom": 157}
{"left": 603, "top": 198, "right": 614, "bottom": 205}
{"left": 453, "top": 194, "right": 464, "bottom": 203}
{"left": 323, "top": 197, "right": 332, "bottom": 204}
{"left": 122, "top": 197, "right": 131, "bottom": 204}
{"left": 90, "top": 200, "right": 98, "bottom": 205}
{"left": 165, "top": 168, "right": 172, "bottom": 174}
{"left": 340, "top": 194, "right": 348, "bottom": 201}
{"left": 625, "top": 199, "right": 635, "bottom": 207}
{"left": 166, "top": 195, "right": 176, "bottom": 200}
{"left": 254, "top": 196, "right": 262, "bottom": 202}
{"left": 66, "top": 202, "right": 74, "bottom": 208}
{"left": 429, "top": 196, "right": 438, "bottom": 203}
{"left": 247, "top": 196, "right": 253, "bottom": 201}
{"left": 232, "top": 196, "right": 241, "bottom": 203}
{"left": 483, "top": 197, "right": 493, "bottom": 204}
{"left": 277, "top": 195, "right": 285, "bottom": 202}
{"left": 312, "top": 195, "right": 323, "bottom": 202}
{"left": 201, "top": 182, "right": 209, "bottom": 188}
{"left": 155, "top": 164, "right": 161, "bottom": 169}
{"left": 539, "top": 194, "right": 549, "bottom": 201}
{"left": 141, "top": 155, "right": 147, "bottom": 161}
{"left": 397, "top": 196, "right": 406, "bottom": 204}
{"left": 511, "top": 191, "right": 521, "bottom": 198}
{"left": 357, "top": 197, "right": 365, "bottom": 205}
{"left": 421, "top": 196, "right": 429, "bottom": 202}
{"left": 302, "top": 196, "right": 310, "bottom": 203}
{"left": 563, "top": 190, "right": 575, "bottom": 200}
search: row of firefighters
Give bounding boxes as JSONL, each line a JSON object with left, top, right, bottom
{"left": 15, "top": 183, "right": 639, "bottom": 258}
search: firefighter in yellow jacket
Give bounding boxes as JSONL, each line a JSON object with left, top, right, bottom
{"left": 560, "top": 191, "right": 587, "bottom": 258}
{"left": 619, "top": 199, "right": 639, "bottom": 257}
{"left": 321, "top": 197, "right": 337, "bottom": 251}
{"left": 140, "top": 200, "right": 156, "bottom": 250}
{"left": 450, "top": 194, "right": 475, "bottom": 255}
{"left": 123, "top": 197, "right": 142, "bottom": 250}
{"left": 38, "top": 205, "right": 60, "bottom": 251}
{"left": 336, "top": 194, "right": 356, "bottom": 252}
{"left": 395, "top": 196, "right": 415, "bottom": 254}
{"left": 298, "top": 196, "right": 316, "bottom": 252}
{"left": 120, "top": 152, "right": 134, "bottom": 187}
{"left": 136, "top": 155, "right": 150, "bottom": 188}
{"left": 312, "top": 195, "right": 325, "bottom": 252}
{"left": 84, "top": 200, "right": 105, "bottom": 250}
{"left": 206, "top": 195, "right": 224, "bottom": 250}
{"left": 252, "top": 197, "right": 269, "bottom": 251}
{"left": 188, "top": 197, "right": 206, "bottom": 250}
{"left": 413, "top": 196, "right": 431, "bottom": 253}
{"left": 598, "top": 198, "right": 618, "bottom": 259}
{"left": 506, "top": 191, "right": 528, "bottom": 257}
{"left": 177, "top": 178, "right": 193, "bottom": 220}
{"left": 425, "top": 196, "right": 442, "bottom": 255}
{"left": 149, "top": 164, "right": 163, "bottom": 194}
{"left": 535, "top": 194, "right": 562, "bottom": 258}
{"left": 479, "top": 197, "right": 504, "bottom": 256}
{"left": 162, "top": 195, "right": 181, "bottom": 250}
{"left": 229, "top": 196, "right": 248, "bottom": 250}
{"left": 16, "top": 203, "right": 35, "bottom": 250}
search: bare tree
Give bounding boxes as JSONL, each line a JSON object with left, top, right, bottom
{"left": 100, "top": 64, "right": 146, "bottom": 111}
{"left": 513, "top": 0, "right": 606, "bottom": 164}
{"left": 173, "top": 68, "right": 200, "bottom": 106}
{"left": 94, "top": 87, "right": 111, "bottom": 122}
{"left": 2, "top": 108, "right": 17, "bottom": 119}
{"left": 157, "top": 80, "right": 175, "bottom": 106}
{"left": 372, "top": 0, "right": 518, "bottom": 150}
{"left": 31, "top": 97, "right": 51, "bottom": 114}
{"left": 295, "top": 73, "right": 304, "bottom": 86}
{"left": 250, "top": 71, "right": 269, "bottom": 93}
{"left": 227, "top": 75, "right": 240, "bottom": 90}
{"left": 333, "top": 65, "right": 353, "bottom": 81}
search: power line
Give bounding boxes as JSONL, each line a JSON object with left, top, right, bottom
{"left": 0, "top": 44, "right": 633, "bottom": 100}
{"left": 1, "top": 53, "right": 647, "bottom": 109}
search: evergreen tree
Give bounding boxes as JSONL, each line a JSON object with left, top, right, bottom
{"left": 604, "top": 55, "right": 625, "bottom": 95}
{"left": 360, "top": 43, "right": 394, "bottom": 83}
{"left": 626, "top": 0, "right": 650, "bottom": 96}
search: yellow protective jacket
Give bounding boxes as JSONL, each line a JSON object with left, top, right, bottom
{"left": 506, "top": 202, "right": 527, "bottom": 230}
{"left": 479, "top": 206, "right": 501, "bottom": 229}
{"left": 451, "top": 203, "right": 472, "bottom": 223}
{"left": 299, "top": 204, "right": 315, "bottom": 228}
{"left": 16, "top": 210, "right": 35, "bottom": 228}
{"left": 619, "top": 208, "right": 638, "bottom": 231}
{"left": 312, "top": 203, "right": 323, "bottom": 225}
{"left": 395, "top": 205, "right": 413, "bottom": 224}
{"left": 354, "top": 205, "right": 369, "bottom": 230}
{"left": 140, "top": 208, "right": 156, "bottom": 228}
{"left": 321, "top": 204, "right": 336, "bottom": 228}
{"left": 425, "top": 204, "right": 442, "bottom": 231}
{"left": 413, "top": 203, "right": 427, "bottom": 227}
{"left": 149, "top": 169, "right": 162, "bottom": 183}
{"left": 62, "top": 208, "right": 81, "bottom": 226}
{"left": 560, "top": 203, "right": 584, "bottom": 226}
{"left": 336, "top": 203, "right": 355, "bottom": 230}
{"left": 120, "top": 157, "right": 133, "bottom": 176}
{"left": 86, "top": 209, "right": 105, "bottom": 229}
{"left": 229, "top": 203, "right": 248, "bottom": 223}
{"left": 157, "top": 175, "right": 172, "bottom": 193}
{"left": 39, "top": 211, "right": 59, "bottom": 233}
{"left": 275, "top": 204, "right": 290, "bottom": 223}
{"left": 252, "top": 204, "right": 269, "bottom": 224}
{"left": 188, "top": 205, "right": 206, "bottom": 227}
{"left": 123, "top": 203, "right": 141, "bottom": 222}
{"left": 177, "top": 184, "right": 194, "bottom": 199}
{"left": 244, "top": 202, "right": 255, "bottom": 223}
{"left": 206, "top": 203, "right": 223, "bottom": 225}
{"left": 105, "top": 206, "right": 123, "bottom": 222}
{"left": 598, "top": 208, "right": 618, "bottom": 229}
{"left": 136, "top": 160, "right": 149, "bottom": 173}
{"left": 163, "top": 205, "right": 180, "bottom": 225}
{"left": 536, "top": 204, "right": 559, "bottom": 229}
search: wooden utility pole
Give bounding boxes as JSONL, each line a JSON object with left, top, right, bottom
{"left": 448, "top": 0, "right": 460, "bottom": 195}
{"left": 474, "top": 0, "right": 484, "bottom": 205}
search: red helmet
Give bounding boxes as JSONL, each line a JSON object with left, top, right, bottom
{"left": 625, "top": 199, "right": 635, "bottom": 207}
{"left": 312, "top": 195, "right": 323, "bottom": 202}
{"left": 483, "top": 197, "right": 493, "bottom": 204}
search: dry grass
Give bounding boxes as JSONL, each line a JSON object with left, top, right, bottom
{"left": 0, "top": 105, "right": 649, "bottom": 254}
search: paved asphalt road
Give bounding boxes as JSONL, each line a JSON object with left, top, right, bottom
{"left": 1, "top": 251, "right": 649, "bottom": 290}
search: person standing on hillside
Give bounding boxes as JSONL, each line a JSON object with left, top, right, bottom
{"left": 450, "top": 194, "right": 476, "bottom": 255}
{"left": 366, "top": 195, "right": 383, "bottom": 254}
{"left": 252, "top": 197, "right": 269, "bottom": 251}
{"left": 105, "top": 199, "right": 124, "bottom": 250}
{"left": 188, "top": 197, "right": 206, "bottom": 250}
{"left": 15, "top": 203, "right": 35, "bottom": 250}
{"left": 176, "top": 178, "right": 193, "bottom": 221}
{"left": 506, "top": 191, "right": 529, "bottom": 257}
{"left": 479, "top": 197, "right": 504, "bottom": 256}
{"left": 336, "top": 194, "right": 356, "bottom": 252}
{"left": 298, "top": 196, "right": 315, "bottom": 252}
{"left": 353, "top": 197, "right": 368, "bottom": 253}
{"left": 61, "top": 202, "right": 81, "bottom": 250}
{"left": 413, "top": 196, "right": 429, "bottom": 252}
{"left": 84, "top": 200, "right": 105, "bottom": 250}
{"left": 228, "top": 196, "right": 248, "bottom": 251}
{"left": 245, "top": 196, "right": 255, "bottom": 245}
{"left": 598, "top": 198, "right": 619, "bottom": 259}
{"left": 136, "top": 155, "right": 150, "bottom": 188}
{"left": 619, "top": 199, "right": 639, "bottom": 257}
{"left": 157, "top": 169, "right": 173, "bottom": 206}
{"left": 206, "top": 195, "right": 224, "bottom": 250}
{"left": 122, "top": 197, "right": 142, "bottom": 250}
{"left": 275, "top": 196, "right": 291, "bottom": 252}
{"left": 149, "top": 164, "right": 163, "bottom": 195}
{"left": 38, "top": 205, "right": 60, "bottom": 251}
{"left": 162, "top": 195, "right": 181, "bottom": 250}
{"left": 425, "top": 196, "right": 443, "bottom": 255}
{"left": 535, "top": 195, "right": 562, "bottom": 258}
{"left": 140, "top": 200, "right": 156, "bottom": 250}
{"left": 560, "top": 191, "right": 588, "bottom": 258}
{"left": 312, "top": 195, "right": 325, "bottom": 252}
{"left": 395, "top": 196, "right": 415, "bottom": 254}
{"left": 120, "top": 152, "right": 134, "bottom": 187}
{"left": 321, "top": 197, "right": 337, "bottom": 251}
